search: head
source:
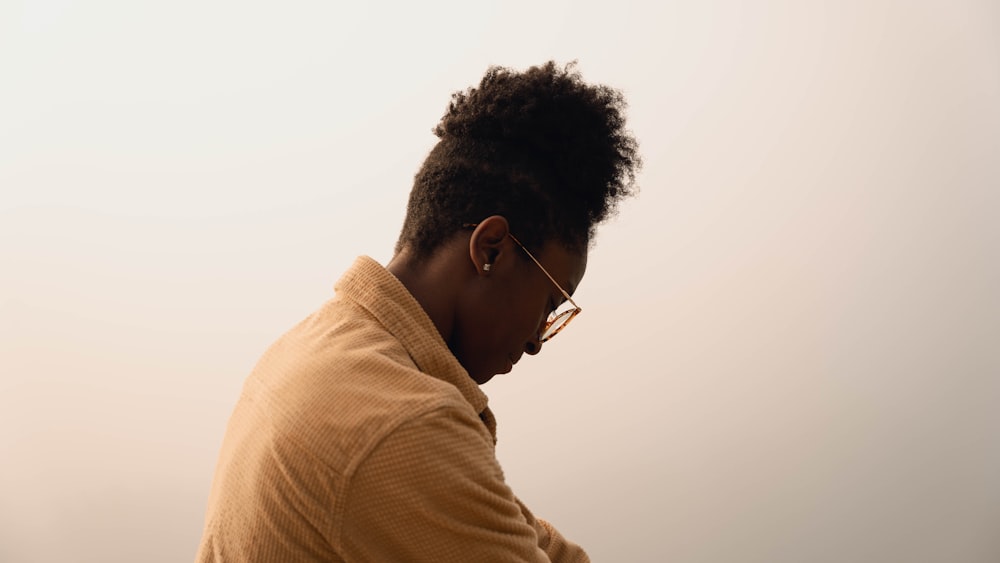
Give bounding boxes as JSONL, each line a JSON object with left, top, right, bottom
{"left": 393, "top": 61, "right": 641, "bottom": 383}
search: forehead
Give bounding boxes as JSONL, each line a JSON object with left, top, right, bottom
{"left": 531, "top": 241, "right": 588, "bottom": 296}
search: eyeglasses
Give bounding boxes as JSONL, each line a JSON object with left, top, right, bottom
{"left": 507, "top": 232, "right": 582, "bottom": 342}
{"left": 464, "top": 223, "right": 582, "bottom": 343}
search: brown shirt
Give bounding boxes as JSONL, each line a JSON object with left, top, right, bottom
{"left": 196, "top": 256, "right": 589, "bottom": 562}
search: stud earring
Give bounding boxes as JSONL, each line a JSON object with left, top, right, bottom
{"left": 483, "top": 263, "right": 492, "bottom": 272}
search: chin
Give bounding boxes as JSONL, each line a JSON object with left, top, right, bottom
{"left": 466, "top": 357, "right": 513, "bottom": 385}
{"left": 471, "top": 371, "right": 496, "bottom": 385}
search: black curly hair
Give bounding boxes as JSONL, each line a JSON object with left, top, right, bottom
{"left": 395, "top": 61, "right": 641, "bottom": 258}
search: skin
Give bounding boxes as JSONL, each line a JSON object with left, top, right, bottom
{"left": 387, "top": 215, "right": 587, "bottom": 384}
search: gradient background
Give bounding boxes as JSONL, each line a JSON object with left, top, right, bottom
{"left": 2, "top": 1, "right": 999, "bottom": 561}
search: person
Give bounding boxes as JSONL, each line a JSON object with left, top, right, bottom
{"left": 196, "top": 61, "right": 641, "bottom": 562}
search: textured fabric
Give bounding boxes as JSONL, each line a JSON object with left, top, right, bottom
{"left": 196, "top": 256, "right": 589, "bottom": 562}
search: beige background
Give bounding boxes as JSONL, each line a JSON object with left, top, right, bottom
{"left": 2, "top": 1, "right": 998, "bottom": 561}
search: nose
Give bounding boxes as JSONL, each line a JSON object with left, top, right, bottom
{"left": 524, "top": 332, "right": 543, "bottom": 356}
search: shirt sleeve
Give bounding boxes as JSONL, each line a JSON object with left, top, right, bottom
{"left": 516, "top": 498, "right": 591, "bottom": 563}
{"left": 337, "top": 405, "right": 589, "bottom": 562}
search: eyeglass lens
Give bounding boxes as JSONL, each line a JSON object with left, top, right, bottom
{"left": 541, "top": 310, "right": 575, "bottom": 342}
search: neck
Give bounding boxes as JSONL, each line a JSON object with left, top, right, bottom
{"left": 386, "top": 244, "right": 466, "bottom": 346}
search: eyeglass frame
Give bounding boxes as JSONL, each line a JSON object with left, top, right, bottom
{"left": 464, "top": 223, "right": 582, "bottom": 343}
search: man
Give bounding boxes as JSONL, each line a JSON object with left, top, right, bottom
{"left": 197, "top": 61, "right": 641, "bottom": 561}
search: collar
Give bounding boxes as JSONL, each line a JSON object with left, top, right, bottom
{"left": 334, "top": 256, "right": 495, "bottom": 440}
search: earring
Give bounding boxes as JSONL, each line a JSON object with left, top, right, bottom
{"left": 483, "top": 263, "right": 492, "bottom": 272}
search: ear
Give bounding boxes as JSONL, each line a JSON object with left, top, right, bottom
{"left": 468, "top": 215, "right": 511, "bottom": 276}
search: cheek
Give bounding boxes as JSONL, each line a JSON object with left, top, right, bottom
{"left": 453, "top": 287, "right": 511, "bottom": 362}
{"left": 505, "top": 287, "right": 550, "bottom": 342}
{"left": 455, "top": 278, "right": 548, "bottom": 365}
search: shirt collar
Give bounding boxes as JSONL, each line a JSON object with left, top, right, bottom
{"left": 334, "top": 256, "right": 494, "bottom": 438}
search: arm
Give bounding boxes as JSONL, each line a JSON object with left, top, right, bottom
{"left": 337, "top": 405, "right": 589, "bottom": 562}
{"left": 516, "top": 497, "right": 591, "bottom": 563}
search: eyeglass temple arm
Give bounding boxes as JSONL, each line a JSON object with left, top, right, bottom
{"left": 464, "top": 223, "right": 579, "bottom": 310}
{"left": 507, "top": 233, "right": 579, "bottom": 309}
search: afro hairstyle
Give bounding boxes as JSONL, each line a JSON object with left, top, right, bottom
{"left": 395, "top": 61, "right": 641, "bottom": 258}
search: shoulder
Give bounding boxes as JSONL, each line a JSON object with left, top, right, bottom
{"left": 238, "top": 296, "right": 480, "bottom": 471}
